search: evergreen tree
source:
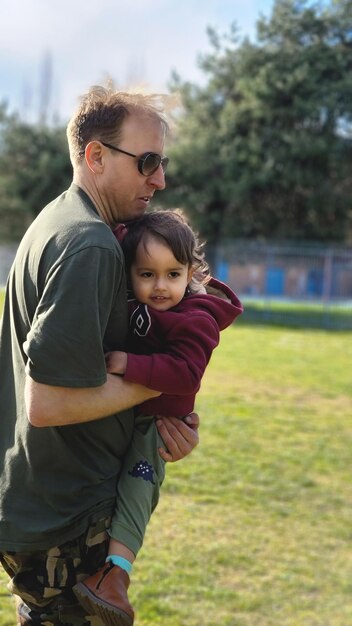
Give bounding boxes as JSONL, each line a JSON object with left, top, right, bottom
{"left": 163, "top": 0, "right": 352, "bottom": 243}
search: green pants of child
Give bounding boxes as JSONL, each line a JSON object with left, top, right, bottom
{"left": 109, "top": 414, "right": 166, "bottom": 555}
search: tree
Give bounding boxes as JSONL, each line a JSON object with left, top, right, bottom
{"left": 162, "top": 0, "right": 352, "bottom": 243}
{"left": 0, "top": 105, "right": 71, "bottom": 241}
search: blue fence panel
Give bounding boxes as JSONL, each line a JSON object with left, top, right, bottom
{"left": 265, "top": 268, "right": 285, "bottom": 296}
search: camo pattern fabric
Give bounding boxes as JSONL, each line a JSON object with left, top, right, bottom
{"left": 0, "top": 516, "right": 111, "bottom": 625}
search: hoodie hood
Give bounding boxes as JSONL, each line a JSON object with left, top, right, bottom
{"left": 182, "top": 277, "right": 243, "bottom": 330}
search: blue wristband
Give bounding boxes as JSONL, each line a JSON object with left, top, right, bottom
{"left": 106, "top": 555, "right": 133, "bottom": 574}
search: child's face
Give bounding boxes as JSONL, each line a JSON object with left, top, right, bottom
{"left": 130, "top": 235, "right": 193, "bottom": 311}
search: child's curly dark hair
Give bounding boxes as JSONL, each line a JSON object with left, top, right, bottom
{"left": 121, "top": 209, "right": 209, "bottom": 292}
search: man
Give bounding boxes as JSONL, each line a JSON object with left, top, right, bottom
{"left": 0, "top": 85, "right": 199, "bottom": 625}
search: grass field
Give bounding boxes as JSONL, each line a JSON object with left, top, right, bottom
{"left": 0, "top": 313, "right": 351, "bottom": 624}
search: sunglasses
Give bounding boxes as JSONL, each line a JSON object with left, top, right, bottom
{"left": 101, "top": 142, "right": 169, "bottom": 177}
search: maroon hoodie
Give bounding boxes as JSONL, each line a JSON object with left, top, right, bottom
{"left": 123, "top": 277, "right": 243, "bottom": 417}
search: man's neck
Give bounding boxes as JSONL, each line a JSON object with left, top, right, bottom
{"left": 73, "top": 171, "right": 112, "bottom": 226}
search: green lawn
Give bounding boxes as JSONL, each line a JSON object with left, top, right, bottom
{"left": 0, "top": 314, "right": 351, "bottom": 624}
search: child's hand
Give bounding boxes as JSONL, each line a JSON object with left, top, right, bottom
{"left": 105, "top": 351, "right": 128, "bottom": 375}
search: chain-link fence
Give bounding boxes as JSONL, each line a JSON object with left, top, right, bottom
{"left": 2, "top": 241, "right": 352, "bottom": 329}
{"left": 208, "top": 240, "right": 352, "bottom": 330}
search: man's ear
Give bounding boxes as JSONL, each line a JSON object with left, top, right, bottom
{"left": 85, "top": 141, "right": 104, "bottom": 174}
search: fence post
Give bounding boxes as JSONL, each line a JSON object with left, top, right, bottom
{"left": 322, "top": 249, "right": 333, "bottom": 304}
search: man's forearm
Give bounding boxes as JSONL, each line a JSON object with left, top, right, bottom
{"left": 25, "top": 374, "right": 160, "bottom": 427}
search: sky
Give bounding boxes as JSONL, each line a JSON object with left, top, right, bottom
{"left": 1, "top": 0, "right": 274, "bottom": 125}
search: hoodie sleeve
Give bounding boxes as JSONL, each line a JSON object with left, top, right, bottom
{"left": 123, "top": 312, "right": 220, "bottom": 395}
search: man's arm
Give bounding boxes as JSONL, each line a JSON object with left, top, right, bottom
{"left": 25, "top": 377, "right": 200, "bottom": 462}
{"left": 25, "top": 374, "right": 160, "bottom": 427}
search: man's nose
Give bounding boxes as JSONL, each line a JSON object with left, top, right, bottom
{"left": 148, "top": 165, "right": 166, "bottom": 190}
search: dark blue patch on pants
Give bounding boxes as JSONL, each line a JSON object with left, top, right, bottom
{"left": 128, "top": 460, "right": 155, "bottom": 484}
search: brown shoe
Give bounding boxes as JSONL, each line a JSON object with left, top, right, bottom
{"left": 73, "top": 561, "right": 134, "bottom": 626}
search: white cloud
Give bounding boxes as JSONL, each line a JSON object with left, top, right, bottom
{"left": 0, "top": 0, "right": 273, "bottom": 122}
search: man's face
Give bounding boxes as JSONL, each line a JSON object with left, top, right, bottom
{"left": 98, "top": 113, "right": 167, "bottom": 224}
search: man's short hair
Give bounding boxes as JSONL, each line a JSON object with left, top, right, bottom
{"left": 66, "top": 84, "right": 170, "bottom": 166}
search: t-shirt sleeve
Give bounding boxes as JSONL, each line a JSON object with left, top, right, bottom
{"left": 24, "top": 246, "right": 123, "bottom": 388}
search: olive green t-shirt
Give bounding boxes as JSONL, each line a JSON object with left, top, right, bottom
{"left": 0, "top": 184, "right": 134, "bottom": 550}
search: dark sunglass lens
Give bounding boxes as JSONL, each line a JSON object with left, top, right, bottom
{"left": 141, "top": 153, "right": 161, "bottom": 176}
{"left": 161, "top": 157, "right": 169, "bottom": 173}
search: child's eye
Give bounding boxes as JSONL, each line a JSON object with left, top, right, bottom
{"left": 141, "top": 272, "right": 153, "bottom": 278}
{"left": 169, "top": 272, "right": 181, "bottom": 278}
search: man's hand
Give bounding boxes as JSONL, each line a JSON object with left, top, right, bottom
{"left": 156, "top": 413, "right": 200, "bottom": 462}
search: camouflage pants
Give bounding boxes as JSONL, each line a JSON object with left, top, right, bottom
{"left": 0, "top": 516, "right": 111, "bottom": 625}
